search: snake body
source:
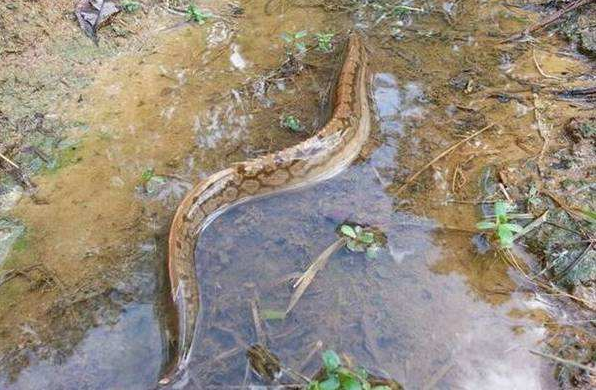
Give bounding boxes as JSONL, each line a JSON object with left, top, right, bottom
{"left": 160, "top": 33, "right": 370, "bottom": 386}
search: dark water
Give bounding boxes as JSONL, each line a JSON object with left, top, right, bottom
{"left": 186, "top": 147, "right": 552, "bottom": 389}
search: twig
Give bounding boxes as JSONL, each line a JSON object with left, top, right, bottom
{"left": 297, "top": 340, "right": 323, "bottom": 373}
{"left": 532, "top": 48, "right": 565, "bottom": 81}
{"left": 499, "top": 183, "right": 512, "bottom": 202}
{"left": 533, "top": 93, "right": 553, "bottom": 163}
{"left": 286, "top": 238, "right": 346, "bottom": 315}
{"left": 250, "top": 294, "right": 267, "bottom": 346}
{"left": 512, "top": 210, "right": 549, "bottom": 242}
{"left": 500, "top": 250, "right": 594, "bottom": 309}
{"left": 530, "top": 349, "right": 596, "bottom": 374}
{"left": 394, "top": 124, "right": 495, "bottom": 195}
{"left": 0, "top": 152, "right": 19, "bottom": 169}
{"left": 503, "top": 0, "right": 595, "bottom": 42}
{"left": 553, "top": 242, "right": 594, "bottom": 282}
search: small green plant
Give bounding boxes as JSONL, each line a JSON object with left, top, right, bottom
{"left": 121, "top": 0, "right": 141, "bottom": 13}
{"left": 281, "top": 30, "right": 308, "bottom": 54}
{"left": 187, "top": 4, "right": 211, "bottom": 24}
{"left": 282, "top": 115, "right": 301, "bottom": 132}
{"left": 140, "top": 168, "right": 154, "bottom": 183}
{"left": 314, "top": 32, "right": 334, "bottom": 52}
{"left": 476, "top": 201, "right": 526, "bottom": 248}
{"left": 308, "top": 350, "right": 390, "bottom": 390}
{"left": 340, "top": 224, "right": 382, "bottom": 260}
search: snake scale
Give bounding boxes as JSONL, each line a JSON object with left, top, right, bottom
{"left": 159, "top": 33, "right": 371, "bottom": 386}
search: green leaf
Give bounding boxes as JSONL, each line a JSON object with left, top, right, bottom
{"left": 494, "top": 201, "right": 509, "bottom": 217}
{"left": 322, "top": 350, "right": 341, "bottom": 372}
{"left": 476, "top": 221, "right": 496, "bottom": 230}
{"left": 497, "top": 225, "right": 514, "bottom": 248}
{"left": 354, "top": 226, "right": 363, "bottom": 235}
{"left": 339, "top": 373, "right": 362, "bottom": 390}
{"left": 281, "top": 33, "right": 294, "bottom": 43}
{"left": 319, "top": 375, "right": 340, "bottom": 390}
{"left": 341, "top": 225, "right": 357, "bottom": 238}
{"left": 501, "top": 223, "right": 524, "bottom": 233}
{"left": 308, "top": 382, "right": 320, "bottom": 390}
{"left": 580, "top": 208, "right": 596, "bottom": 224}
{"left": 261, "top": 310, "right": 286, "bottom": 320}
{"left": 360, "top": 232, "right": 375, "bottom": 244}
{"left": 141, "top": 168, "right": 154, "bottom": 182}
{"left": 294, "top": 30, "right": 308, "bottom": 39}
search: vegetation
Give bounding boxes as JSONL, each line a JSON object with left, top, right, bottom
{"left": 281, "top": 30, "right": 308, "bottom": 54}
{"left": 140, "top": 168, "right": 155, "bottom": 183}
{"left": 476, "top": 201, "right": 528, "bottom": 248}
{"left": 339, "top": 224, "right": 382, "bottom": 259}
{"left": 187, "top": 4, "right": 211, "bottom": 24}
{"left": 121, "top": 0, "right": 141, "bottom": 13}
{"left": 308, "top": 350, "right": 390, "bottom": 390}
{"left": 282, "top": 115, "right": 302, "bottom": 132}
{"left": 315, "top": 32, "right": 335, "bottom": 52}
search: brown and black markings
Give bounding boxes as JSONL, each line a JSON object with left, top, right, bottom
{"left": 159, "top": 32, "right": 371, "bottom": 386}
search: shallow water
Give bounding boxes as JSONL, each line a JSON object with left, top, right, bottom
{"left": 2, "top": 0, "right": 591, "bottom": 388}
{"left": 181, "top": 68, "right": 556, "bottom": 389}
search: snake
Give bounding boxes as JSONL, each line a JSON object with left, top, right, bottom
{"left": 159, "top": 32, "right": 371, "bottom": 386}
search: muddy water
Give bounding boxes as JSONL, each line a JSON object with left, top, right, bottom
{"left": 192, "top": 166, "right": 552, "bottom": 389}
{"left": 1, "top": 0, "right": 590, "bottom": 389}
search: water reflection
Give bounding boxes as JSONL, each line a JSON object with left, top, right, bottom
{"left": 183, "top": 156, "right": 552, "bottom": 389}
{"left": 1, "top": 304, "right": 163, "bottom": 390}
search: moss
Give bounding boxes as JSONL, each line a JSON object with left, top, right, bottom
{"left": 41, "top": 143, "right": 83, "bottom": 174}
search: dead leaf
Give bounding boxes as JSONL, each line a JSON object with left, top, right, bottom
{"left": 75, "top": 0, "right": 121, "bottom": 43}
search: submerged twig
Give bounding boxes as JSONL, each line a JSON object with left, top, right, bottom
{"left": 553, "top": 242, "right": 594, "bottom": 282}
{"left": 297, "top": 340, "right": 323, "bottom": 373}
{"left": 503, "top": 0, "right": 595, "bottom": 42}
{"left": 394, "top": 124, "right": 495, "bottom": 195}
{"left": 250, "top": 293, "right": 267, "bottom": 346}
{"left": 530, "top": 349, "right": 596, "bottom": 374}
{"left": 286, "top": 238, "right": 346, "bottom": 315}
{"left": 532, "top": 48, "right": 565, "bottom": 81}
{"left": 512, "top": 210, "right": 549, "bottom": 242}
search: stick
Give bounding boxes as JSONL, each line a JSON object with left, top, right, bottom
{"left": 530, "top": 349, "right": 596, "bottom": 374}
{"left": 532, "top": 48, "right": 564, "bottom": 81}
{"left": 250, "top": 295, "right": 267, "bottom": 346}
{"left": 512, "top": 210, "right": 549, "bottom": 242}
{"left": 286, "top": 238, "right": 346, "bottom": 315}
{"left": 0, "top": 152, "right": 19, "bottom": 169}
{"left": 297, "top": 340, "right": 323, "bottom": 372}
{"left": 503, "top": 0, "right": 595, "bottom": 42}
{"left": 553, "top": 242, "right": 594, "bottom": 282}
{"left": 394, "top": 124, "right": 494, "bottom": 195}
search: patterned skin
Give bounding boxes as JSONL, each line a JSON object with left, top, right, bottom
{"left": 159, "top": 32, "right": 370, "bottom": 386}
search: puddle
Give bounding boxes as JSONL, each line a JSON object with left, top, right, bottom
{"left": 2, "top": 0, "right": 593, "bottom": 389}
{"left": 189, "top": 163, "right": 554, "bottom": 389}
